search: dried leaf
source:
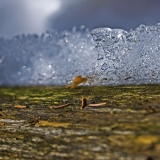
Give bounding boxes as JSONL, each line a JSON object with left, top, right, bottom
{"left": 66, "top": 75, "right": 87, "bottom": 89}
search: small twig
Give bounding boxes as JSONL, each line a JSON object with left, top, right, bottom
{"left": 88, "top": 102, "right": 106, "bottom": 107}
{"left": 80, "top": 98, "right": 87, "bottom": 109}
{"left": 14, "top": 104, "right": 26, "bottom": 109}
{"left": 52, "top": 103, "right": 72, "bottom": 109}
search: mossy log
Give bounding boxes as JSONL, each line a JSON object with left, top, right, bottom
{"left": 0, "top": 85, "right": 160, "bottom": 160}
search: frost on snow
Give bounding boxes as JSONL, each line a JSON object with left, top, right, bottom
{"left": 1, "top": 24, "right": 160, "bottom": 86}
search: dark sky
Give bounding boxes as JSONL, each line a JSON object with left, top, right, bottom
{"left": 50, "top": 0, "right": 160, "bottom": 31}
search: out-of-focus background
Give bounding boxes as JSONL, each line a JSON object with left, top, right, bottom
{"left": 0, "top": 0, "right": 160, "bottom": 38}
{"left": 1, "top": 0, "right": 160, "bottom": 86}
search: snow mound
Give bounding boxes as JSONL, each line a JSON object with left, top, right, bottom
{"left": 91, "top": 24, "right": 160, "bottom": 85}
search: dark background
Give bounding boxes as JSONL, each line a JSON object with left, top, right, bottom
{"left": 0, "top": 0, "right": 160, "bottom": 38}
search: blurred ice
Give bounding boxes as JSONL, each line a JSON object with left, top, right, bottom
{"left": 91, "top": 23, "right": 160, "bottom": 85}
{"left": 0, "top": 27, "right": 96, "bottom": 86}
{"left": 1, "top": 23, "right": 160, "bottom": 86}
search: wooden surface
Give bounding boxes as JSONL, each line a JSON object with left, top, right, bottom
{"left": 0, "top": 85, "right": 160, "bottom": 160}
